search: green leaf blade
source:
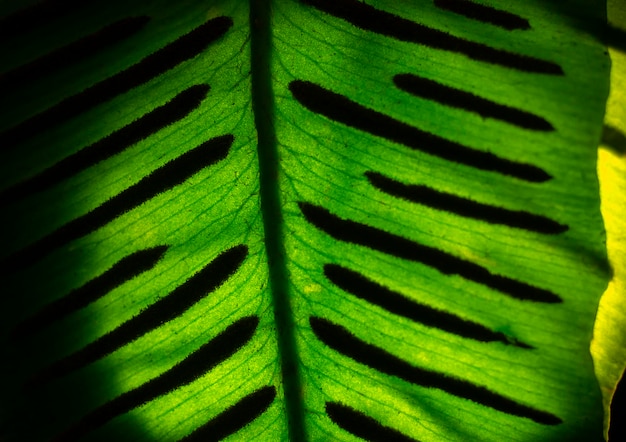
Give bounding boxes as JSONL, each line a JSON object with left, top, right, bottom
{"left": 0, "top": 0, "right": 616, "bottom": 441}
{"left": 274, "top": 0, "right": 610, "bottom": 440}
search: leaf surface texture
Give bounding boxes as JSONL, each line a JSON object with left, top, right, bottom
{"left": 0, "top": 0, "right": 615, "bottom": 441}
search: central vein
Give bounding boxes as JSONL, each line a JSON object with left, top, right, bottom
{"left": 250, "top": 1, "right": 306, "bottom": 440}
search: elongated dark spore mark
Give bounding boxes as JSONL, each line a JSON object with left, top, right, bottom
{"left": 180, "top": 387, "right": 276, "bottom": 442}
{"left": 300, "top": 0, "right": 561, "bottom": 74}
{"left": 300, "top": 203, "right": 561, "bottom": 303}
{"left": 366, "top": 172, "right": 566, "bottom": 235}
{"left": 393, "top": 73, "right": 552, "bottom": 131}
{"left": 326, "top": 402, "right": 418, "bottom": 441}
{"left": 600, "top": 23, "right": 626, "bottom": 53}
{"left": 0, "top": 85, "right": 209, "bottom": 206}
{"left": 433, "top": 0, "right": 530, "bottom": 30}
{"left": 12, "top": 246, "right": 167, "bottom": 340}
{"left": 0, "top": 135, "right": 233, "bottom": 274}
{"left": 0, "top": 16, "right": 232, "bottom": 150}
{"left": 311, "top": 317, "right": 562, "bottom": 425}
{"left": 51, "top": 316, "right": 259, "bottom": 442}
{"left": 0, "top": 0, "right": 85, "bottom": 39}
{"left": 27, "top": 244, "right": 247, "bottom": 387}
{"left": 289, "top": 81, "right": 549, "bottom": 182}
{"left": 325, "top": 264, "right": 532, "bottom": 348}
{"left": 0, "top": 16, "right": 150, "bottom": 94}
{"left": 602, "top": 124, "right": 626, "bottom": 156}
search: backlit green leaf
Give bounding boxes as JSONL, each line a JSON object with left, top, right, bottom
{"left": 0, "top": 0, "right": 619, "bottom": 441}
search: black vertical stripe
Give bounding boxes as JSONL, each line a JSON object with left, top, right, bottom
{"left": 433, "top": 0, "right": 530, "bottom": 30}
{"left": 0, "top": 134, "right": 234, "bottom": 274}
{"left": 300, "top": 0, "right": 561, "bottom": 74}
{"left": 601, "top": 125, "right": 626, "bottom": 155}
{"left": 51, "top": 316, "right": 260, "bottom": 442}
{"left": 598, "top": 23, "right": 626, "bottom": 53}
{"left": 180, "top": 387, "right": 276, "bottom": 442}
{"left": 324, "top": 264, "right": 532, "bottom": 348}
{"left": 393, "top": 73, "right": 553, "bottom": 131}
{"left": 366, "top": 171, "right": 567, "bottom": 234}
{"left": 0, "top": 84, "right": 210, "bottom": 206}
{"left": 0, "top": 16, "right": 232, "bottom": 150}
{"left": 11, "top": 246, "right": 168, "bottom": 340}
{"left": 0, "top": 16, "right": 151, "bottom": 93}
{"left": 289, "top": 80, "right": 550, "bottom": 182}
{"left": 300, "top": 202, "right": 562, "bottom": 303}
{"left": 311, "top": 317, "right": 562, "bottom": 425}
{"left": 326, "top": 402, "right": 419, "bottom": 441}
{"left": 27, "top": 245, "right": 248, "bottom": 387}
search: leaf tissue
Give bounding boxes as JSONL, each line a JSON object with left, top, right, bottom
{"left": 0, "top": 0, "right": 615, "bottom": 441}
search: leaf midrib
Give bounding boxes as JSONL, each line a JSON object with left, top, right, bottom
{"left": 250, "top": 1, "right": 306, "bottom": 440}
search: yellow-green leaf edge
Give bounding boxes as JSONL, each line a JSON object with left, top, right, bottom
{"left": 592, "top": 0, "right": 626, "bottom": 439}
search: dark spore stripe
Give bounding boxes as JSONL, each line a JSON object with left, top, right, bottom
{"left": 300, "top": 203, "right": 561, "bottom": 303}
{"left": 299, "top": 0, "right": 561, "bottom": 74}
{"left": 326, "top": 402, "right": 418, "bottom": 442}
{"left": 180, "top": 387, "right": 276, "bottom": 442}
{"left": 27, "top": 244, "right": 247, "bottom": 387}
{"left": 288, "top": 81, "right": 550, "bottom": 182}
{"left": 0, "top": 0, "right": 85, "bottom": 39}
{"left": 602, "top": 124, "right": 626, "bottom": 156}
{"left": 600, "top": 23, "right": 626, "bottom": 54}
{"left": 0, "top": 16, "right": 150, "bottom": 93}
{"left": 433, "top": 0, "right": 530, "bottom": 30}
{"left": 311, "top": 317, "right": 561, "bottom": 425}
{"left": 393, "top": 73, "right": 553, "bottom": 131}
{"left": 51, "top": 316, "right": 259, "bottom": 442}
{"left": 325, "top": 264, "right": 532, "bottom": 348}
{"left": 366, "top": 171, "right": 567, "bottom": 235}
{"left": 0, "top": 85, "right": 210, "bottom": 206}
{"left": 11, "top": 246, "right": 168, "bottom": 341}
{"left": 0, "top": 134, "right": 233, "bottom": 274}
{"left": 0, "top": 16, "right": 232, "bottom": 150}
